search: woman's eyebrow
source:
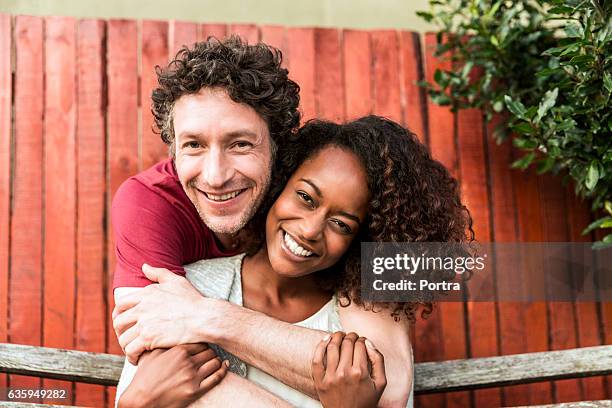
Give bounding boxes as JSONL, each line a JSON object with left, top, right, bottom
{"left": 299, "top": 178, "right": 322, "bottom": 197}
{"left": 337, "top": 211, "right": 361, "bottom": 225}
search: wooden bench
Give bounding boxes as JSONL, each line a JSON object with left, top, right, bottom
{"left": 0, "top": 343, "right": 610, "bottom": 407}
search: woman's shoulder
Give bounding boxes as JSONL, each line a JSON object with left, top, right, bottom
{"left": 184, "top": 254, "right": 246, "bottom": 301}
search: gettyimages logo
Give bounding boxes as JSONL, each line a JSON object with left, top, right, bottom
{"left": 361, "top": 242, "right": 612, "bottom": 303}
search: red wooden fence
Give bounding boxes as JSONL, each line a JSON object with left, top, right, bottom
{"left": 0, "top": 14, "right": 610, "bottom": 407}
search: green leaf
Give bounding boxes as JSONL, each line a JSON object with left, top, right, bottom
{"left": 504, "top": 95, "right": 527, "bottom": 120}
{"left": 536, "top": 88, "right": 558, "bottom": 123}
{"left": 536, "top": 156, "right": 556, "bottom": 174}
{"left": 604, "top": 72, "right": 612, "bottom": 94}
{"left": 512, "top": 123, "right": 537, "bottom": 136}
{"left": 606, "top": 201, "right": 612, "bottom": 215}
{"left": 511, "top": 152, "right": 536, "bottom": 170}
{"left": 490, "top": 35, "right": 499, "bottom": 47}
{"left": 434, "top": 69, "right": 449, "bottom": 87}
{"left": 431, "top": 93, "right": 452, "bottom": 105}
{"left": 582, "top": 216, "right": 612, "bottom": 235}
{"left": 549, "top": 6, "right": 574, "bottom": 14}
{"left": 564, "top": 22, "right": 584, "bottom": 38}
{"left": 592, "top": 234, "right": 612, "bottom": 250}
{"left": 585, "top": 161, "right": 600, "bottom": 190}
{"left": 416, "top": 11, "right": 434, "bottom": 22}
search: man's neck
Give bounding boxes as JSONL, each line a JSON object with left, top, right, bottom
{"left": 214, "top": 232, "right": 239, "bottom": 252}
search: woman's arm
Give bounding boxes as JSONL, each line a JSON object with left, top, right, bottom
{"left": 338, "top": 302, "right": 413, "bottom": 408}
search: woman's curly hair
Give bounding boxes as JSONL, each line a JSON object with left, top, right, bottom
{"left": 243, "top": 115, "right": 474, "bottom": 323}
{"left": 152, "top": 35, "right": 301, "bottom": 150}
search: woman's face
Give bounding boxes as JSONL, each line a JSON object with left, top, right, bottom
{"left": 265, "top": 146, "right": 370, "bottom": 277}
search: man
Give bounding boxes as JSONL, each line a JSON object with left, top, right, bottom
{"left": 112, "top": 36, "right": 412, "bottom": 407}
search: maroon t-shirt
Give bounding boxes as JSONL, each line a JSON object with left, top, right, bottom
{"left": 112, "top": 158, "right": 236, "bottom": 289}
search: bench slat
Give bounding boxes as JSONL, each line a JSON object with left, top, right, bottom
{"left": 0, "top": 343, "right": 123, "bottom": 386}
{"left": 415, "top": 345, "right": 612, "bottom": 394}
{"left": 0, "top": 343, "right": 610, "bottom": 394}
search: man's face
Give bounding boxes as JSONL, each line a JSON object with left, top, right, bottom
{"left": 173, "top": 87, "right": 273, "bottom": 236}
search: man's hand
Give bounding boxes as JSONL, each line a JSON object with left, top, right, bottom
{"left": 113, "top": 265, "right": 213, "bottom": 364}
{"left": 312, "top": 332, "right": 387, "bottom": 408}
{"left": 118, "top": 343, "right": 229, "bottom": 408}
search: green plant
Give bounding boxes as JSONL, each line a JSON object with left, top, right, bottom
{"left": 417, "top": 0, "right": 612, "bottom": 248}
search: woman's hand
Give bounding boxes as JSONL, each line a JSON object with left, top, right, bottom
{"left": 311, "top": 332, "right": 387, "bottom": 408}
{"left": 118, "top": 343, "right": 229, "bottom": 408}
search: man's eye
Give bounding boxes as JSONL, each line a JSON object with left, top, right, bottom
{"left": 183, "top": 141, "right": 201, "bottom": 149}
{"left": 297, "top": 191, "right": 315, "bottom": 207}
{"left": 233, "top": 141, "right": 253, "bottom": 149}
{"left": 331, "top": 219, "right": 352, "bottom": 234}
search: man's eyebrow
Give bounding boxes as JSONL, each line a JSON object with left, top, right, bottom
{"left": 225, "top": 130, "right": 260, "bottom": 139}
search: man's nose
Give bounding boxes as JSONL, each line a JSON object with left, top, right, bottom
{"left": 298, "top": 212, "right": 325, "bottom": 242}
{"left": 202, "top": 147, "right": 234, "bottom": 189}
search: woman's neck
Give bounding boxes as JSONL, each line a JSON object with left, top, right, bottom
{"left": 243, "top": 247, "right": 317, "bottom": 302}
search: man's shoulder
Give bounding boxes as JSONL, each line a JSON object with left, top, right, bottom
{"left": 113, "top": 158, "right": 188, "bottom": 211}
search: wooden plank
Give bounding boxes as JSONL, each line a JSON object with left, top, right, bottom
{"left": 106, "top": 23, "right": 138, "bottom": 405}
{"left": 227, "top": 24, "right": 259, "bottom": 44}
{"left": 539, "top": 173, "right": 582, "bottom": 403}
{"left": 75, "top": 19, "right": 107, "bottom": 408}
{"left": 260, "top": 25, "right": 285, "bottom": 51}
{"left": 0, "top": 13, "right": 12, "bottom": 390}
{"left": 0, "top": 344, "right": 123, "bottom": 386}
{"left": 1, "top": 343, "right": 609, "bottom": 394}
{"left": 199, "top": 23, "right": 227, "bottom": 41}
{"left": 457, "top": 106, "right": 501, "bottom": 407}
{"left": 513, "top": 162, "right": 553, "bottom": 404}
{"left": 421, "top": 32, "right": 466, "bottom": 408}
{"left": 486, "top": 114, "right": 531, "bottom": 406}
{"left": 169, "top": 20, "right": 197, "bottom": 57}
{"left": 566, "top": 186, "right": 607, "bottom": 400}
{"left": 314, "top": 28, "right": 344, "bottom": 122}
{"left": 527, "top": 402, "right": 612, "bottom": 408}
{"left": 343, "top": 30, "right": 372, "bottom": 120}
{"left": 398, "top": 31, "right": 427, "bottom": 143}
{"left": 414, "top": 345, "right": 612, "bottom": 394}
{"left": 140, "top": 20, "right": 169, "bottom": 170}
{"left": 371, "top": 30, "right": 402, "bottom": 123}
{"left": 10, "top": 15, "right": 44, "bottom": 393}
{"left": 286, "top": 28, "right": 316, "bottom": 122}
{"left": 42, "top": 16, "right": 77, "bottom": 404}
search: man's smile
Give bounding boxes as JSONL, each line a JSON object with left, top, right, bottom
{"left": 202, "top": 188, "right": 247, "bottom": 202}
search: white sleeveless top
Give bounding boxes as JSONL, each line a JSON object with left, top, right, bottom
{"left": 185, "top": 254, "right": 342, "bottom": 408}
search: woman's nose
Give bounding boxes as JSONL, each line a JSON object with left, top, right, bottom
{"left": 298, "top": 212, "right": 325, "bottom": 242}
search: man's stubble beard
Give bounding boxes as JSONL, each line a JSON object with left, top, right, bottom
{"left": 191, "top": 163, "right": 272, "bottom": 236}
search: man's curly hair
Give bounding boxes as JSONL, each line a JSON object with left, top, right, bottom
{"left": 151, "top": 35, "right": 301, "bottom": 151}
{"left": 243, "top": 115, "right": 474, "bottom": 323}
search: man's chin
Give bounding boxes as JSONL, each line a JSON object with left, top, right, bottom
{"left": 201, "top": 214, "right": 249, "bottom": 235}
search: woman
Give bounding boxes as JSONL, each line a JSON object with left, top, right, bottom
{"left": 117, "top": 116, "right": 473, "bottom": 407}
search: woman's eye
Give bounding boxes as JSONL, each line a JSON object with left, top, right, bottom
{"left": 297, "top": 191, "right": 315, "bottom": 207}
{"left": 331, "top": 219, "right": 352, "bottom": 234}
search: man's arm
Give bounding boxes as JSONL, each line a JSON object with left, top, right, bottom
{"left": 114, "top": 281, "right": 326, "bottom": 398}
{"left": 114, "top": 288, "right": 294, "bottom": 407}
